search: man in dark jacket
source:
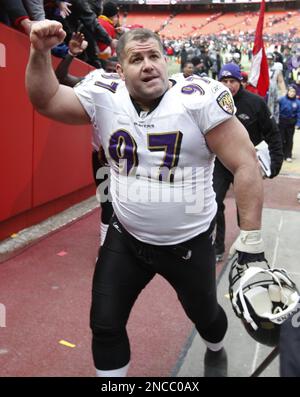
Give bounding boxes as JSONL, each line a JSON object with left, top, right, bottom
{"left": 0, "top": 0, "right": 32, "bottom": 33}
{"left": 213, "top": 63, "right": 283, "bottom": 261}
{"left": 56, "top": 0, "right": 116, "bottom": 68}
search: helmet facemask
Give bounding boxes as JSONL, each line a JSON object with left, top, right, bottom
{"left": 229, "top": 258, "right": 300, "bottom": 346}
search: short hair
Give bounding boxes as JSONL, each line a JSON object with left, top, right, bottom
{"left": 191, "top": 56, "right": 204, "bottom": 67}
{"left": 183, "top": 61, "right": 194, "bottom": 68}
{"left": 116, "top": 28, "right": 164, "bottom": 63}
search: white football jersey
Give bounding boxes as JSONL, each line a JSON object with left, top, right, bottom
{"left": 75, "top": 68, "right": 113, "bottom": 151}
{"left": 170, "top": 73, "right": 200, "bottom": 83}
{"left": 74, "top": 73, "right": 235, "bottom": 245}
{"left": 170, "top": 72, "right": 189, "bottom": 82}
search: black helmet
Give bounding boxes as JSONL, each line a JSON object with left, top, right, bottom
{"left": 229, "top": 258, "right": 299, "bottom": 347}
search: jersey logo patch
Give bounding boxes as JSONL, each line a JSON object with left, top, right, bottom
{"left": 216, "top": 91, "right": 234, "bottom": 115}
{"left": 181, "top": 83, "right": 205, "bottom": 96}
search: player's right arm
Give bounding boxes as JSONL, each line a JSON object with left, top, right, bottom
{"left": 25, "top": 20, "right": 90, "bottom": 125}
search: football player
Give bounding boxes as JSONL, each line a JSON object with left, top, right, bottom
{"left": 26, "top": 20, "right": 265, "bottom": 377}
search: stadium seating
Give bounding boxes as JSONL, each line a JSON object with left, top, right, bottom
{"left": 121, "top": 10, "right": 300, "bottom": 39}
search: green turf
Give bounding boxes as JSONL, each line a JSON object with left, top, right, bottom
{"left": 167, "top": 58, "right": 180, "bottom": 76}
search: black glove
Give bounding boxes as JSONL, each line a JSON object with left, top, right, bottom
{"left": 269, "top": 162, "right": 282, "bottom": 178}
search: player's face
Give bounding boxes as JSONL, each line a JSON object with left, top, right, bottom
{"left": 183, "top": 63, "right": 194, "bottom": 77}
{"left": 220, "top": 78, "right": 240, "bottom": 97}
{"left": 117, "top": 39, "right": 169, "bottom": 109}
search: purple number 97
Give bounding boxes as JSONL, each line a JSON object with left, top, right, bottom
{"left": 108, "top": 130, "right": 138, "bottom": 175}
{"left": 148, "top": 131, "right": 183, "bottom": 181}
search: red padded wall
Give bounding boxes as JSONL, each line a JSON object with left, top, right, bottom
{"left": 0, "top": 24, "right": 33, "bottom": 222}
{"left": 32, "top": 115, "right": 94, "bottom": 206}
{"left": 0, "top": 23, "right": 95, "bottom": 239}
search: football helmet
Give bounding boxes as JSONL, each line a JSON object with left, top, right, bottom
{"left": 229, "top": 258, "right": 300, "bottom": 346}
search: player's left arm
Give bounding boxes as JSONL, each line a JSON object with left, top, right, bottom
{"left": 206, "top": 116, "right": 263, "bottom": 231}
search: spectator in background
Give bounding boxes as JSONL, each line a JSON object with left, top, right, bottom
{"left": 213, "top": 63, "right": 283, "bottom": 262}
{"left": 200, "top": 46, "right": 212, "bottom": 75}
{"left": 44, "top": 0, "right": 72, "bottom": 20}
{"left": 88, "top": 0, "right": 103, "bottom": 16}
{"left": 282, "top": 46, "right": 292, "bottom": 86}
{"left": 210, "top": 48, "right": 222, "bottom": 80}
{"left": 224, "top": 52, "right": 233, "bottom": 64}
{"left": 191, "top": 56, "right": 208, "bottom": 77}
{"left": 267, "top": 52, "right": 286, "bottom": 123}
{"left": 240, "top": 71, "right": 258, "bottom": 94}
{"left": 289, "top": 49, "right": 300, "bottom": 73}
{"left": 291, "top": 65, "right": 300, "bottom": 86}
{"left": 273, "top": 45, "right": 284, "bottom": 65}
{"left": 56, "top": 1, "right": 72, "bottom": 19}
{"left": 166, "top": 45, "right": 174, "bottom": 60}
{"left": 232, "top": 52, "right": 241, "bottom": 67}
{"left": 55, "top": 31, "right": 88, "bottom": 86}
{"left": 240, "top": 71, "right": 249, "bottom": 89}
{"left": 0, "top": 0, "right": 32, "bottom": 34}
{"left": 97, "top": 1, "right": 119, "bottom": 60}
{"left": 278, "top": 85, "right": 300, "bottom": 162}
{"left": 179, "top": 44, "right": 188, "bottom": 72}
{"left": 171, "top": 61, "right": 194, "bottom": 82}
{"left": 23, "top": 0, "right": 45, "bottom": 21}
{"left": 57, "top": 0, "right": 117, "bottom": 68}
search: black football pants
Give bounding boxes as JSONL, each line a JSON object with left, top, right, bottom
{"left": 90, "top": 216, "right": 228, "bottom": 370}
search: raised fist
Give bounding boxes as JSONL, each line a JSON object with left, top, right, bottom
{"left": 30, "top": 20, "right": 66, "bottom": 52}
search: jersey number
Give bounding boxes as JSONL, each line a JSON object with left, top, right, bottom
{"left": 109, "top": 130, "right": 183, "bottom": 180}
